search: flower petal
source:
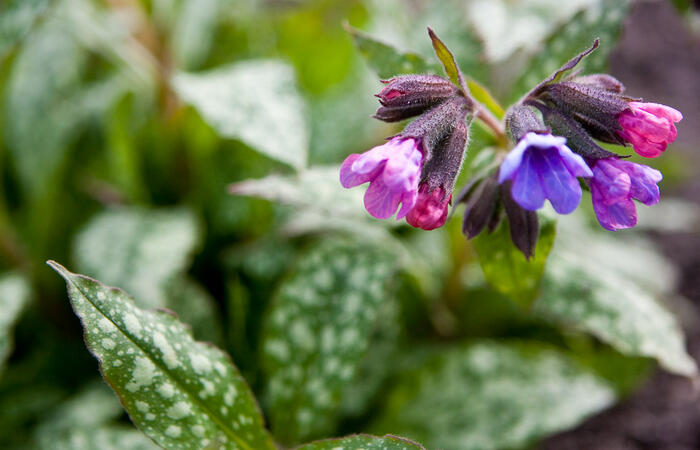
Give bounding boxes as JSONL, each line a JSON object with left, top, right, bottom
{"left": 592, "top": 186, "right": 638, "bottom": 231}
{"left": 510, "top": 150, "right": 546, "bottom": 211}
{"left": 340, "top": 154, "right": 374, "bottom": 188}
{"left": 556, "top": 144, "right": 593, "bottom": 178}
{"left": 536, "top": 148, "right": 582, "bottom": 214}
{"left": 363, "top": 178, "right": 401, "bottom": 219}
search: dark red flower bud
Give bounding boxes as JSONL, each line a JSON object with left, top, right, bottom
{"left": 461, "top": 173, "right": 500, "bottom": 239}
{"left": 373, "top": 74, "right": 458, "bottom": 122}
{"left": 505, "top": 105, "right": 549, "bottom": 142}
{"left": 571, "top": 74, "right": 625, "bottom": 94}
{"left": 501, "top": 182, "right": 539, "bottom": 260}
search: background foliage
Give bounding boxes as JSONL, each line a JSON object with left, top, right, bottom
{"left": 0, "top": 0, "right": 698, "bottom": 449}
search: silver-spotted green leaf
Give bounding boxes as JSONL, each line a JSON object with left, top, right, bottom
{"left": 535, "top": 213, "right": 697, "bottom": 376}
{"left": 345, "top": 24, "right": 434, "bottom": 79}
{"left": 472, "top": 213, "right": 556, "bottom": 309}
{"left": 262, "top": 240, "right": 395, "bottom": 444}
{"left": 296, "top": 434, "right": 425, "bottom": 450}
{"left": 508, "top": 0, "right": 630, "bottom": 102}
{"left": 172, "top": 60, "right": 309, "bottom": 169}
{"left": 0, "top": 272, "right": 30, "bottom": 376}
{"left": 48, "top": 261, "right": 275, "bottom": 450}
{"left": 73, "top": 207, "right": 199, "bottom": 309}
{"left": 41, "top": 426, "right": 160, "bottom": 450}
{"left": 373, "top": 341, "right": 615, "bottom": 450}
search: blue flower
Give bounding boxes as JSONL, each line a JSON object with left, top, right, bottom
{"left": 498, "top": 132, "right": 593, "bottom": 214}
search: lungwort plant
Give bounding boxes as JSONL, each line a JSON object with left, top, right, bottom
{"left": 0, "top": 1, "right": 696, "bottom": 449}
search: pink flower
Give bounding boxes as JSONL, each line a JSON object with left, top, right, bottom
{"left": 617, "top": 102, "right": 682, "bottom": 158}
{"left": 406, "top": 185, "right": 449, "bottom": 230}
{"left": 340, "top": 137, "right": 423, "bottom": 220}
{"left": 590, "top": 158, "right": 662, "bottom": 231}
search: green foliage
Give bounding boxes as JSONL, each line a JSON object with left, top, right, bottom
{"left": 0, "top": 272, "right": 30, "bottom": 376}
{"left": 373, "top": 341, "right": 615, "bottom": 450}
{"left": 508, "top": 0, "right": 630, "bottom": 102}
{"left": 49, "top": 261, "right": 276, "bottom": 450}
{"left": 172, "top": 60, "right": 309, "bottom": 169}
{"left": 473, "top": 214, "right": 556, "bottom": 308}
{"left": 536, "top": 215, "right": 697, "bottom": 376}
{"left": 262, "top": 239, "right": 396, "bottom": 444}
{"left": 345, "top": 24, "right": 434, "bottom": 79}
{"left": 297, "top": 434, "right": 425, "bottom": 450}
{"left": 0, "top": 0, "right": 50, "bottom": 59}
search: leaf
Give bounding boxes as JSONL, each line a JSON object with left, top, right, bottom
{"left": 35, "top": 381, "right": 158, "bottom": 450}
{"left": 466, "top": 78, "right": 505, "bottom": 119}
{"left": 508, "top": 0, "right": 630, "bottom": 102}
{"left": 296, "top": 434, "right": 425, "bottom": 450}
{"left": 427, "top": 27, "right": 463, "bottom": 89}
{"left": 373, "top": 341, "right": 615, "bottom": 450}
{"left": 40, "top": 426, "right": 160, "bottom": 450}
{"left": 172, "top": 59, "right": 309, "bottom": 169}
{"left": 73, "top": 207, "right": 199, "bottom": 309}
{"left": 0, "top": 0, "right": 50, "bottom": 59}
{"left": 0, "top": 272, "right": 30, "bottom": 376}
{"left": 48, "top": 261, "right": 276, "bottom": 450}
{"left": 344, "top": 23, "right": 434, "bottom": 79}
{"left": 164, "top": 277, "right": 224, "bottom": 346}
{"left": 171, "top": 0, "right": 221, "bottom": 70}
{"left": 472, "top": 213, "right": 556, "bottom": 308}
{"left": 535, "top": 213, "right": 697, "bottom": 376}
{"left": 262, "top": 239, "right": 395, "bottom": 444}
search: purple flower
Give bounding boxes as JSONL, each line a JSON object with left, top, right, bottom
{"left": 590, "top": 158, "right": 662, "bottom": 231}
{"left": 498, "top": 132, "right": 593, "bottom": 214}
{"left": 340, "top": 137, "right": 423, "bottom": 220}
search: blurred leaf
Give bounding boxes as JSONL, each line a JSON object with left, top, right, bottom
{"left": 467, "top": 0, "right": 596, "bottom": 63}
{"left": 40, "top": 426, "right": 160, "bottom": 450}
{"left": 466, "top": 78, "right": 505, "bottom": 119}
{"left": 173, "top": 59, "right": 309, "bottom": 169}
{"left": 0, "top": 272, "right": 30, "bottom": 377}
{"left": 297, "top": 434, "right": 425, "bottom": 450}
{"left": 0, "top": 0, "right": 50, "bottom": 59}
{"left": 345, "top": 23, "right": 434, "bottom": 79}
{"left": 428, "top": 27, "right": 462, "bottom": 88}
{"left": 33, "top": 381, "right": 159, "bottom": 450}
{"left": 164, "top": 277, "right": 224, "bottom": 346}
{"left": 49, "top": 261, "right": 276, "bottom": 450}
{"left": 262, "top": 239, "right": 395, "bottom": 444}
{"left": 535, "top": 214, "right": 697, "bottom": 376}
{"left": 172, "top": 0, "right": 221, "bottom": 70}
{"left": 473, "top": 214, "right": 556, "bottom": 309}
{"left": 365, "top": 0, "right": 487, "bottom": 82}
{"left": 73, "top": 207, "right": 199, "bottom": 309}
{"left": 508, "top": 0, "right": 629, "bottom": 102}
{"left": 373, "top": 341, "right": 615, "bottom": 450}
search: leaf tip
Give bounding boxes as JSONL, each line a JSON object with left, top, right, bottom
{"left": 46, "top": 260, "right": 71, "bottom": 279}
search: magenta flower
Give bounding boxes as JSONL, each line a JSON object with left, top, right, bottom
{"left": 498, "top": 132, "right": 593, "bottom": 214}
{"left": 406, "top": 185, "right": 449, "bottom": 230}
{"left": 590, "top": 158, "right": 662, "bottom": 231}
{"left": 340, "top": 137, "right": 423, "bottom": 220}
{"left": 617, "top": 102, "right": 682, "bottom": 158}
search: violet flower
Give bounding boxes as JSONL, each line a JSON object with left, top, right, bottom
{"left": 590, "top": 158, "right": 662, "bottom": 231}
{"left": 498, "top": 132, "right": 593, "bottom": 214}
{"left": 340, "top": 137, "right": 423, "bottom": 220}
{"left": 617, "top": 102, "right": 682, "bottom": 158}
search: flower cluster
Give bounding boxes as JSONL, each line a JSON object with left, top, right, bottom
{"left": 340, "top": 37, "right": 682, "bottom": 257}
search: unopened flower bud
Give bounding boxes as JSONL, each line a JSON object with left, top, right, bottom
{"left": 505, "top": 105, "right": 548, "bottom": 142}
{"left": 374, "top": 74, "right": 458, "bottom": 122}
{"left": 461, "top": 173, "right": 500, "bottom": 239}
{"left": 501, "top": 182, "right": 539, "bottom": 260}
{"left": 571, "top": 74, "right": 625, "bottom": 94}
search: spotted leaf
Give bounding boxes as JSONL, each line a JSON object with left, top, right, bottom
{"left": 296, "top": 434, "right": 425, "bottom": 450}
{"left": 262, "top": 240, "right": 395, "bottom": 445}
{"left": 48, "top": 261, "right": 275, "bottom": 450}
{"left": 373, "top": 341, "right": 615, "bottom": 450}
